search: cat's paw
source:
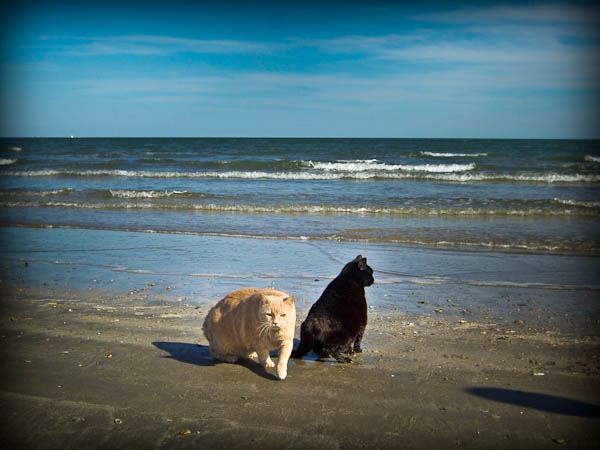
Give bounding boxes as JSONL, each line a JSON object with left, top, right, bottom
{"left": 335, "top": 355, "right": 352, "bottom": 363}
{"left": 353, "top": 346, "right": 363, "bottom": 353}
{"left": 264, "top": 358, "right": 275, "bottom": 368}
{"left": 276, "top": 366, "right": 287, "bottom": 380}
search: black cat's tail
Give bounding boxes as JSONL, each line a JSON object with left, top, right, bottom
{"left": 291, "top": 326, "right": 313, "bottom": 359}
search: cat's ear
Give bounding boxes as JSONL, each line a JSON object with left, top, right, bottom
{"left": 357, "top": 257, "right": 368, "bottom": 270}
{"left": 283, "top": 296, "right": 295, "bottom": 304}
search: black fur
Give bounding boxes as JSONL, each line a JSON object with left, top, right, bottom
{"left": 292, "top": 255, "right": 374, "bottom": 363}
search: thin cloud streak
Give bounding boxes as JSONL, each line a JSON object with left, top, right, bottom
{"left": 43, "top": 34, "right": 284, "bottom": 56}
{"left": 66, "top": 67, "right": 581, "bottom": 109}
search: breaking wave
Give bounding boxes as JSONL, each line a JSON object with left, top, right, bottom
{"left": 4, "top": 168, "right": 599, "bottom": 184}
{"left": 2, "top": 200, "right": 598, "bottom": 217}
{"left": 551, "top": 198, "right": 600, "bottom": 208}
{"left": 108, "top": 189, "right": 191, "bottom": 199}
{"left": 304, "top": 159, "right": 475, "bottom": 172}
{"left": 420, "top": 152, "right": 488, "bottom": 158}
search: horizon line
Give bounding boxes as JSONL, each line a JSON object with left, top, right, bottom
{"left": 2, "top": 136, "right": 599, "bottom": 141}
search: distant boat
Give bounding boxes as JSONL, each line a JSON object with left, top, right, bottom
{"left": 70, "top": 136, "right": 75, "bottom": 139}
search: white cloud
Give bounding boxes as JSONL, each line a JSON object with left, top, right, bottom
{"left": 302, "top": 18, "right": 599, "bottom": 90}
{"left": 43, "top": 34, "right": 283, "bottom": 56}
{"left": 119, "top": 35, "right": 283, "bottom": 53}
{"left": 59, "top": 68, "right": 542, "bottom": 108}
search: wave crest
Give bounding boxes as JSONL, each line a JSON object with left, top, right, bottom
{"left": 109, "top": 189, "right": 190, "bottom": 199}
{"left": 420, "top": 152, "right": 488, "bottom": 158}
{"left": 4, "top": 168, "right": 599, "bottom": 184}
{"left": 304, "top": 160, "right": 475, "bottom": 173}
{"left": 2, "top": 200, "right": 598, "bottom": 217}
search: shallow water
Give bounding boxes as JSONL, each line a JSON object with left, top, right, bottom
{"left": 2, "top": 227, "right": 598, "bottom": 333}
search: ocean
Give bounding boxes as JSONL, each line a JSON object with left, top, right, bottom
{"left": 1, "top": 138, "right": 599, "bottom": 253}
{"left": 1, "top": 138, "right": 599, "bottom": 325}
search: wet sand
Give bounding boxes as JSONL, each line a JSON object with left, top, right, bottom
{"left": 1, "top": 287, "right": 599, "bottom": 450}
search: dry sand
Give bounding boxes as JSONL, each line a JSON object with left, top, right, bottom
{"left": 1, "top": 289, "right": 599, "bottom": 450}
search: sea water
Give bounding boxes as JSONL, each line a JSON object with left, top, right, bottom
{"left": 1, "top": 138, "right": 599, "bottom": 253}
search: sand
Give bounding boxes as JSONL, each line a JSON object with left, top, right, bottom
{"left": 1, "top": 287, "right": 599, "bottom": 450}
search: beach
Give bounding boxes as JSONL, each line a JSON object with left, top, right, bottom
{"left": 1, "top": 228, "right": 599, "bottom": 449}
{"left": 1, "top": 138, "right": 599, "bottom": 448}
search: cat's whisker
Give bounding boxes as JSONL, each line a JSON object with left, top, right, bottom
{"left": 257, "top": 321, "right": 270, "bottom": 339}
{"left": 256, "top": 322, "right": 265, "bottom": 337}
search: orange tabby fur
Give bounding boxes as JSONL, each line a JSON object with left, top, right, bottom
{"left": 202, "top": 288, "right": 296, "bottom": 380}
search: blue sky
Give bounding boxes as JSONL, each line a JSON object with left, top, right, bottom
{"left": 1, "top": 1, "right": 599, "bottom": 138}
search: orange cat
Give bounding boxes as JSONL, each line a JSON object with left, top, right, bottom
{"left": 202, "top": 288, "right": 296, "bottom": 380}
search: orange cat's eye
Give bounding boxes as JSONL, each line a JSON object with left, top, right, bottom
{"left": 281, "top": 314, "right": 286, "bottom": 317}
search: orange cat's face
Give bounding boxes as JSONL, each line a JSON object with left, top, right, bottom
{"left": 258, "top": 295, "right": 295, "bottom": 333}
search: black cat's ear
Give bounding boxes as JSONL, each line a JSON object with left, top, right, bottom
{"left": 357, "top": 257, "right": 368, "bottom": 270}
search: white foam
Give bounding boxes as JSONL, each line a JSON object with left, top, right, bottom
{"left": 109, "top": 189, "right": 188, "bottom": 199}
{"left": 401, "top": 163, "right": 476, "bottom": 172}
{"left": 585, "top": 155, "right": 600, "bottom": 163}
{"left": 305, "top": 160, "right": 476, "bottom": 173}
{"left": 417, "top": 172, "right": 600, "bottom": 184}
{"left": 552, "top": 198, "right": 600, "bottom": 208}
{"left": 5, "top": 168, "right": 599, "bottom": 183}
{"left": 380, "top": 238, "right": 570, "bottom": 253}
{"left": 8, "top": 147, "right": 22, "bottom": 152}
{"left": 421, "top": 152, "right": 488, "bottom": 158}
{"left": 0, "top": 159, "right": 17, "bottom": 165}
{"left": 304, "top": 159, "right": 386, "bottom": 171}
{"left": 2, "top": 200, "right": 597, "bottom": 217}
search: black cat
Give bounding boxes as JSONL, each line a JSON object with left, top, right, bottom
{"left": 292, "top": 255, "right": 374, "bottom": 363}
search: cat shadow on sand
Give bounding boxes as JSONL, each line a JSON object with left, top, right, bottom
{"left": 152, "top": 341, "right": 284, "bottom": 381}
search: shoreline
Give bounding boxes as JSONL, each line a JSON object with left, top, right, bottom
{"left": 2, "top": 226, "right": 599, "bottom": 314}
{"left": 1, "top": 290, "right": 599, "bottom": 449}
{"left": 2, "top": 215, "right": 600, "bottom": 257}
{"left": 4, "top": 222, "right": 600, "bottom": 258}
